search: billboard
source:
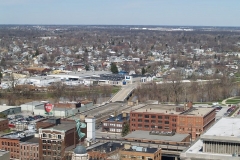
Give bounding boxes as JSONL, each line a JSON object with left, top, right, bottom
{"left": 44, "top": 103, "right": 54, "bottom": 114}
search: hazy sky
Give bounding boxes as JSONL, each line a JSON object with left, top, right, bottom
{"left": 0, "top": 0, "right": 239, "bottom": 26}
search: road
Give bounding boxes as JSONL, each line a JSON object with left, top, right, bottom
{"left": 109, "top": 84, "right": 136, "bottom": 102}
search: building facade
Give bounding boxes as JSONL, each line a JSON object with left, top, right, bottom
{"left": 20, "top": 138, "right": 39, "bottom": 160}
{"left": 39, "top": 122, "right": 79, "bottom": 160}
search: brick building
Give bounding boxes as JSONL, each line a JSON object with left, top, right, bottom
{"left": 38, "top": 120, "right": 82, "bottom": 160}
{"left": 0, "top": 131, "right": 35, "bottom": 159}
{"left": 87, "top": 142, "right": 123, "bottom": 160}
{"left": 130, "top": 104, "right": 215, "bottom": 140}
{"left": 119, "top": 143, "right": 161, "bottom": 160}
{"left": 20, "top": 137, "right": 39, "bottom": 160}
{"left": 0, "top": 118, "right": 8, "bottom": 132}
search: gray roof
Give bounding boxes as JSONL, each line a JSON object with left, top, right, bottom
{"left": 124, "top": 130, "right": 189, "bottom": 142}
{"left": 51, "top": 123, "right": 75, "bottom": 131}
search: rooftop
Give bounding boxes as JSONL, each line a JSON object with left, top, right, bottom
{"left": 87, "top": 142, "right": 123, "bottom": 154}
{"left": 0, "top": 149, "right": 9, "bottom": 157}
{"left": 201, "top": 117, "right": 240, "bottom": 142}
{"left": 132, "top": 104, "right": 181, "bottom": 115}
{"left": 20, "top": 137, "right": 39, "bottom": 144}
{"left": 45, "top": 122, "right": 76, "bottom": 132}
{"left": 1, "top": 130, "right": 36, "bottom": 140}
{"left": 122, "top": 144, "right": 159, "bottom": 154}
{"left": 0, "top": 105, "right": 20, "bottom": 112}
{"left": 180, "top": 107, "right": 215, "bottom": 116}
{"left": 124, "top": 130, "right": 189, "bottom": 142}
{"left": 106, "top": 113, "right": 129, "bottom": 122}
{"left": 20, "top": 101, "right": 45, "bottom": 106}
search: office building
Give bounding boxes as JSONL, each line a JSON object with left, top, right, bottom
{"left": 20, "top": 137, "right": 39, "bottom": 160}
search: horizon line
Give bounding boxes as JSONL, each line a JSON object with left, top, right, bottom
{"left": 0, "top": 24, "right": 240, "bottom": 28}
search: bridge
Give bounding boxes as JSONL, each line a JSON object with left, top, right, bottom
{"left": 109, "top": 84, "right": 136, "bottom": 102}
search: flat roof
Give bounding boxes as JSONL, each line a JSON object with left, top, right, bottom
{"left": 51, "top": 122, "right": 75, "bottom": 131}
{"left": 132, "top": 104, "right": 181, "bottom": 115}
{"left": 0, "top": 150, "right": 9, "bottom": 156}
{"left": 20, "top": 101, "right": 45, "bottom": 106}
{"left": 87, "top": 142, "right": 123, "bottom": 153}
{"left": 122, "top": 145, "right": 158, "bottom": 154}
{"left": 201, "top": 117, "right": 240, "bottom": 142}
{"left": 180, "top": 107, "right": 214, "bottom": 116}
{"left": 125, "top": 130, "right": 189, "bottom": 142}
{"left": 21, "top": 137, "right": 39, "bottom": 144}
{"left": 0, "top": 105, "right": 20, "bottom": 112}
{"left": 106, "top": 113, "right": 129, "bottom": 122}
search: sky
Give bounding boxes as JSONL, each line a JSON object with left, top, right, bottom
{"left": 0, "top": 0, "right": 240, "bottom": 26}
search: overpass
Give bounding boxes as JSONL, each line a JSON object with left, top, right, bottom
{"left": 109, "top": 84, "right": 136, "bottom": 102}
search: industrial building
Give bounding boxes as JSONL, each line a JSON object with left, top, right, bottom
{"left": 0, "top": 105, "right": 21, "bottom": 116}
{"left": 180, "top": 117, "right": 240, "bottom": 159}
{"left": 33, "top": 101, "right": 94, "bottom": 118}
{"left": 130, "top": 103, "right": 215, "bottom": 140}
{"left": 20, "top": 101, "right": 45, "bottom": 112}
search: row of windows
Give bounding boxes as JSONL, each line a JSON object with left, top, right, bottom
{"left": 1, "top": 142, "right": 19, "bottom": 147}
{"left": 132, "top": 114, "right": 171, "bottom": 119}
{"left": 109, "top": 128, "right": 122, "bottom": 132}
{"left": 21, "top": 152, "right": 39, "bottom": 157}
{"left": 43, "top": 151, "right": 61, "bottom": 156}
{"left": 20, "top": 145, "right": 38, "bottom": 151}
{"left": 43, "top": 145, "right": 61, "bottom": 150}
{"left": 2, "top": 147, "right": 19, "bottom": 153}
{"left": 103, "top": 123, "right": 122, "bottom": 127}
{"left": 42, "top": 134, "right": 62, "bottom": 139}
{"left": 42, "top": 140, "right": 62, "bottom": 144}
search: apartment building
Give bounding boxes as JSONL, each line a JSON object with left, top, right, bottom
{"left": 130, "top": 103, "right": 215, "bottom": 140}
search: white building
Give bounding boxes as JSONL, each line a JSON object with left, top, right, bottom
{"left": 181, "top": 117, "right": 240, "bottom": 160}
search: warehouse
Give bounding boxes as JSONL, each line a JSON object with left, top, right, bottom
{"left": 0, "top": 105, "right": 21, "bottom": 116}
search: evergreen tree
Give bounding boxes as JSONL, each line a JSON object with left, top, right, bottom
{"left": 85, "top": 65, "right": 90, "bottom": 71}
{"left": 111, "top": 63, "right": 118, "bottom": 74}
{"left": 121, "top": 123, "right": 130, "bottom": 137}
{"left": 141, "top": 67, "right": 146, "bottom": 75}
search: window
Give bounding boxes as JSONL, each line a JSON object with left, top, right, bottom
{"left": 144, "top": 120, "right": 149, "bottom": 123}
{"left": 138, "top": 114, "right": 142, "bottom": 118}
{"left": 58, "top": 135, "right": 61, "bottom": 139}
{"left": 158, "top": 116, "right": 162, "bottom": 119}
{"left": 49, "top": 134, "right": 52, "bottom": 138}
{"left": 43, "top": 133, "right": 46, "bottom": 137}
{"left": 151, "top": 115, "right": 156, "bottom": 118}
{"left": 158, "top": 120, "right": 162, "bottom": 123}
{"left": 145, "top": 115, "right": 149, "bottom": 118}
{"left": 138, "top": 119, "right": 142, "bottom": 122}
{"left": 151, "top": 120, "right": 156, "bottom": 123}
{"left": 144, "top": 125, "right": 149, "bottom": 128}
{"left": 158, "top": 126, "right": 162, "bottom": 129}
{"left": 165, "top": 116, "right": 169, "bottom": 119}
{"left": 165, "top": 121, "right": 169, "bottom": 124}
